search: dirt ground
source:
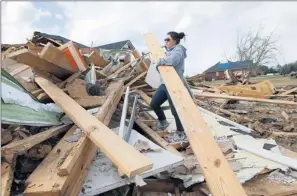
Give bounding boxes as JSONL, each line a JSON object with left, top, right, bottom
{"left": 204, "top": 75, "right": 297, "bottom": 88}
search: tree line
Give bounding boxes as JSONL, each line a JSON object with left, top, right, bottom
{"left": 258, "top": 61, "right": 297, "bottom": 75}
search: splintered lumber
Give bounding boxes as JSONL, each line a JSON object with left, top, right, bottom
{"left": 1, "top": 154, "right": 17, "bottom": 196}
{"left": 195, "top": 92, "right": 297, "bottom": 106}
{"left": 281, "top": 87, "right": 297, "bottom": 95}
{"left": 35, "top": 77, "right": 152, "bottom": 177}
{"left": 132, "top": 50, "right": 148, "bottom": 71}
{"left": 7, "top": 48, "right": 71, "bottom": 79}
{"left": 135, "top": 118, "right": 182, "bottom": 156}
{"left": 39, "top": 42, "right": 75, "bottom": 72}
{"left": 144, "top": 33, "right": 247, "bottom": 196}
{"left": 89, "top": 50, "right": 108, "bottom": 67}
{"left": 9, "top": 64, "right": 30, "bottom": 76}
{"left": 62, "top": 81, "right": 126, "bottom": 195}
{"left": 137, "top": 90, "right": 152, "bottom": 105}
{"left": 126, "top": 71, "right": 148, "bottom": 87}
{"left": 1, "top": 125, "right": 69, "bottom": 155}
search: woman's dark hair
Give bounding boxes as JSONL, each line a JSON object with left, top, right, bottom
{"left": 167, "top": 31, "right": 186, "bottom": 44}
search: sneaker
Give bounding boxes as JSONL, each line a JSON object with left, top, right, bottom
{"left": 154, "top": 120, "right": 169, "bottom": 131}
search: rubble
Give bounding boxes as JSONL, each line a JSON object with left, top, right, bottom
{"left": 1, "top": 31, "right": 297, "bottom": 196}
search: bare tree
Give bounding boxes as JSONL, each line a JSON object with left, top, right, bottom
{"left": 234, "top": 27, "right": 279, "bottom": 66}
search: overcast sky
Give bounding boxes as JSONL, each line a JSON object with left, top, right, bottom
{"left": 2, "top": 1, "right": 297, "bottom": 76}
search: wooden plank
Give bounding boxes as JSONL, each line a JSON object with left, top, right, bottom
{"left": 63, "top": 81, "right": 126, "bottom": 195}
{"left": 9, "top": 64, "right": 30, "bottom": 76}
{"left": 135, "top": 118, "right": 182, "bottom": 156}
{"left": 125, "top": 71, "right": 147, "bottom": 87}
{"left": 89, "top": 50, "right": 108, "bottom": 67}
{"left": 131, "top": 84, "right": 149, "bottom": 91}
{"left": 1, "top": 125, "right": 69, "bottom": 155}
{"left": 1, "top": 154, "right": 17, "bottom": 196}
{"left": 271, "top": 132, "right": 297, "bottom": 137}
{"left": 35, "top": 77, "right": 153, "bottom": 177}
{"left": 39, "top": 42, "right": 75, "bottom": 72}
{"left": 195, "top": 92, "right": 297, "bottom": 106}
{"left": 281, "top": 87, "right": 297, "bottom": 95}
{"left": 218, "top": 85, "right": 267, "bottom": 98}
{"left": 132, "top": 50, "right": 148, "bottom": 71}
{"left": 144, "top": 33, "right": 247, "bottom": 196}
{"left": 7, "top": 48, "right": 71, "bottom": 79}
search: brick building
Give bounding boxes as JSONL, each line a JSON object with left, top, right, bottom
{"left": 204, "top": 60, "right": 254, "bottom": 81}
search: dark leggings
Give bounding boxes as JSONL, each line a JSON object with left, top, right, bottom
{"left": 150, "top": 84, "right": 184, "bottom": 132}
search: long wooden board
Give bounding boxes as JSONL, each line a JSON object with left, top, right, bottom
{"left": 125, "top": 71, "right": 147, "bottom": 87}
{"left": 281, "top": 87, "right": 297, "bottom": 95}
{"left": 35, "top": 77, "right": 153, "bottom": 177}
{"left": 1, "top": 125, "right": 69, "bottom": 155}
{"left": 195, "top": 92, "right": 297, "bottom": 106}
{"left": 7, "top": 49, "right": 71, "bottom": 79}
{"left": 144, "top": 33, "right": 247, "bottom": 196}
{"left": 39, "top": 42, "right": 75, "bottom": 72}
{"left": 63, "top": 81, "right": 126, "bottom": 195}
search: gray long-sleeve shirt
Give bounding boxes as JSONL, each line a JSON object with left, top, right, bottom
{"left": 156, "top": 44, "right": 187, "bottom": 84}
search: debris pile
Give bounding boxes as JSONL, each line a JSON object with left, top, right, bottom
{"left": 1, "top": 32, "right": 297, "bottom": 196}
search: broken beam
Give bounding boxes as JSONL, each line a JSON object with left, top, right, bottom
{"left": 35, "top": 77, "right": 153, "bottom": 177}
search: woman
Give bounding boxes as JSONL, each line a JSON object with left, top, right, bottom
{"left": 150, "top": 31, "right": 187, "bottom": 133}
